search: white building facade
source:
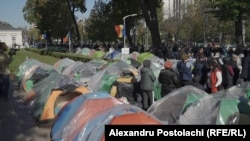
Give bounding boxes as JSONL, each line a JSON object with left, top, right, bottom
{"left": 0, "top": 29, "right": 23, "bottom": 48}
{"left": 163, "top": 0, "right": 194, "bottom": 19}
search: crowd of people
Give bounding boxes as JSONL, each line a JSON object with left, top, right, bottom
{"left": 2, "top": 40, "right": 250, "bottom": 111}
{"left": 138, "top": 42, "right": 250, "bottom": 111}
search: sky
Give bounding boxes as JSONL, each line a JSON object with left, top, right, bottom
{"left": 0, "top": 0, "right": 95, "bottom": 28}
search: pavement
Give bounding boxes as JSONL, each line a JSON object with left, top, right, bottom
{"left": 0, "top": 79, "right": 50, "bottom": 141}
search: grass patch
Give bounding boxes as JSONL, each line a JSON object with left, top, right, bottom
{"left": 9, "top": 50, "right": 60, "bottom": 74}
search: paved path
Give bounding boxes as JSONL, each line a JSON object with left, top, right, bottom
{"left": 0, "top": 80, "right": 50, "bottom": 141}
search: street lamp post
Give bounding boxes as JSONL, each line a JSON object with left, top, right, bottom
{"left": 123, "top": 14, "right": 137, "bottom": 48}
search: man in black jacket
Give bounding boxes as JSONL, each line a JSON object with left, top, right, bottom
{"left": 158, "top": 60, "right": 179, "bottom": 97}
{"left": 240, "top": 50, "right": 250, "bottom": 81}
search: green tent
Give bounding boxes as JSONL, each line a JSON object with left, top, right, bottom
{"left": 99, "top": 73, "right": 119, "bottom": 92}
{"left": 53, "top": 58, "right": 75, "bottom": 73}
{"left": 137, "top": 52, "right": 154, "bottom": 64}
{"left": 87, "top": 61, "right": 138, "bottom": 92}
{"left": 92, "top": 51, "right": 106, "bottom": 58}
{"left": 178, "top": 94, "right": 250, "bottom": 125}
{"left": 81, "top": 48, "right": 91, "bottom": 56}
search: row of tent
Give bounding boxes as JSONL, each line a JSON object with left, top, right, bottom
{"left": 15, "top": 51, "right": 250, "bottom": 141}
{"left": 16, "top": 51, "right": 167, "bottom": 101}
{"left": 50, "top": 84, "right": 250, "bottom": 141}
{"left": 75, "top": 47, "right": 164, "bottom": 64}
{"left": 74, "top": 47, "right": 128, "bottom": 60}
{"left": 15, "top": 52, "right": 164, "bottom": 125}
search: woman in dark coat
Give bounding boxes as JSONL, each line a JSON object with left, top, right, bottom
{"left": 140, "top": 60, "right": 156, "bottom": 111}
{"left": 221, "top": 56, "right": 234, "bottom": 89}
{"left": 240, "top": 51, "right": 250, "bottom": 81}
{"left": 158, "top": 60, "right": 179, "bottom": 98}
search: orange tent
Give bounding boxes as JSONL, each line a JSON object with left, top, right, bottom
{"left": 38, "top": 86, "right": 90, "bottom": 125}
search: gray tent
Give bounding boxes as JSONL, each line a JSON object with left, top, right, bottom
{"left": 148, "top": 85, "right": 208, "bottom": 124}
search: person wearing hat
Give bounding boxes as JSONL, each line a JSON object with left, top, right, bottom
{"left": 0, "top": 42, "right": 13, "bottom": 101}
{"left": 158, "top": 60, "right": 179, "bottom": 98}
{"left": 140, "top": 59, "right": 156, "bottom": 111}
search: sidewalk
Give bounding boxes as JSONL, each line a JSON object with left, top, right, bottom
{"left": 0, "top": 80, "right": 50, "bottom": 141}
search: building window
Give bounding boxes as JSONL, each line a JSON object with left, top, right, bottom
{"left": 12, "top": 36, "right": 16, "bottom": 47}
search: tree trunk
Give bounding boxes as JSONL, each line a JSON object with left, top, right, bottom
{"left": 234, "top": 17, "right": 245, "bottom": 47}
{"left": 66, "top": 0, "right": 81, "bottom": 45}
{"left": 242, "top": 20, "right": 246, "bottom": 47}
{"left": 140, "top": 0, "right": 162, "bottom": 58}
{"left": 125, "top": 23, "right": 134, "bottom": 47}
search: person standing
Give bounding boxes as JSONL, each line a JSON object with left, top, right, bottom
{"left": 176, "top": 53, "right": 195, "bottom": 86}
{"left": 194, "top": 47, "right": 209, "bottom": 85}
{"left": 207, "top": 59, "right": 222, "bottom": 93}
{"left": 107, "top": 45, "right": 116, "bottom": 60}
{"left": 158, "top": 60, "right": 179, "bottom": 98}
{"left": 240, "top": 50, "right": 250, "bottom": 82}
{"left": 231, "top": 53, "right": 243, "bottom": 85}
{"left": 140, "top": 59, "right": 156, "bottom": 111}
{"left": 221, "top": 56, "right": 234, "bottom": 89}
{"left": 0, "top": 42, "right": 13, "bottom": 101}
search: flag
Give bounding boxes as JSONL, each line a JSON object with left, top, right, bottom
{"left": 65, "top": 31, "right": 71, "bottom": 41}
{"left": 63, "top": 37, "right": 67, "bottom": 43}
{"left": 115, "top": 25, "right": 123, "bottom": 38}
{"left": 67, "top": 31, "right": 71, "bottom": 38}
